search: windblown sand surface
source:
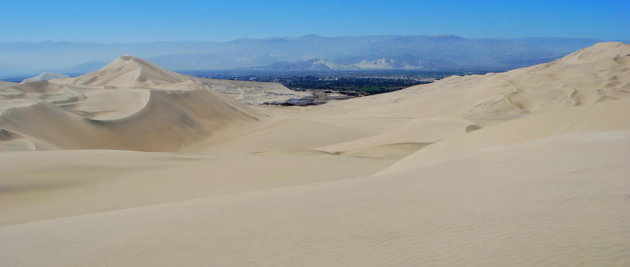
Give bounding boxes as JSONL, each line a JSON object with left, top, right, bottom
{"left": 1, "top": 42, "right": 629, "bottom": 266}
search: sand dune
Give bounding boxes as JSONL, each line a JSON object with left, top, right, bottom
{"left": 0, "top": 80, "right": 16, "bottom": 87}
{"left": 1, "top": 42, "right": 629, "bottom": 266}
{"left": 0, "top": 129, "right": 35, "bottom": 151}
{"left": 381, "top": 97, "right": 630, "bottom": 174}
{"left": 0, "top": 89, "right": 257, "bottom": 151}
{"left": 314, "top": 42, "right": 630, "bottom": 123}
{"left": 60, "top": 55, "right": 191, "bottom": 88}
{"left": 55, "top": 55, "right": 310, "bottom": 103}
{"left": 1, "top": 131, "right": 629, "bottom": 266}
{"left": 317, "top": 116, "right": 479, "bottom": 153}
{"left": 0, "top": 56, "right": 282, "bottom": 151}
{"left": 188, "top": 118, "right": 372, "bottom": 154}
{"left": 0, "top": 148, "right": 400, "bottom": 226}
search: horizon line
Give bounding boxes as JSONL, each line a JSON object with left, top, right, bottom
{"left": 0, "top": 34, "right": 625, "bottom": 45}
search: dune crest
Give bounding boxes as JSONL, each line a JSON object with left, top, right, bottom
{"left": 60, "top": 55, "right": 189, "bottom": 88}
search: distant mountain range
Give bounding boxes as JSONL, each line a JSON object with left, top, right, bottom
{"left": 0, "top": 35, "right": 624, "bottom": 76}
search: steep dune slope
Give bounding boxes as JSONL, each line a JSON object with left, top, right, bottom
{"left": 0, "top": 56, "right": 283, "bottom": 151}
{"left": 0, "top": 89, "right": 257, "bottom": 151}
{"left": 304, "top": 42, "right": 630, "bottom": 160}
{"left": 316, "top": 42, "right": 630, "bottom": 122}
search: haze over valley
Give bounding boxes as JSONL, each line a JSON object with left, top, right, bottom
{"left": 0, "top": 35, "right": 617, "bottom": 76}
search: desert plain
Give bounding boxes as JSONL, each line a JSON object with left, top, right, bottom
{"left": 0, "top": 42, "right": 629, "bottom": 266}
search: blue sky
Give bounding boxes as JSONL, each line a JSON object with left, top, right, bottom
{"left": 0, "top": 0, "right": 628, "bottom": 43}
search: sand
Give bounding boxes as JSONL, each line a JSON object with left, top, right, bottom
{"left": 1, "top": 42, "right": 629, "bottom": 266}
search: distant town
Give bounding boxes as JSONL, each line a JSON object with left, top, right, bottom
{"left": 182, "top": 69, "right": 491, "bottom": 105}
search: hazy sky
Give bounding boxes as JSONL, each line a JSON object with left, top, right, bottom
{"left": 0, "top": 0, "right": 628, "bottom": 43}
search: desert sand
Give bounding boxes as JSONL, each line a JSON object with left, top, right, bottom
{"left": 1, "top": 42, "right": 629, "bottom": 266}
